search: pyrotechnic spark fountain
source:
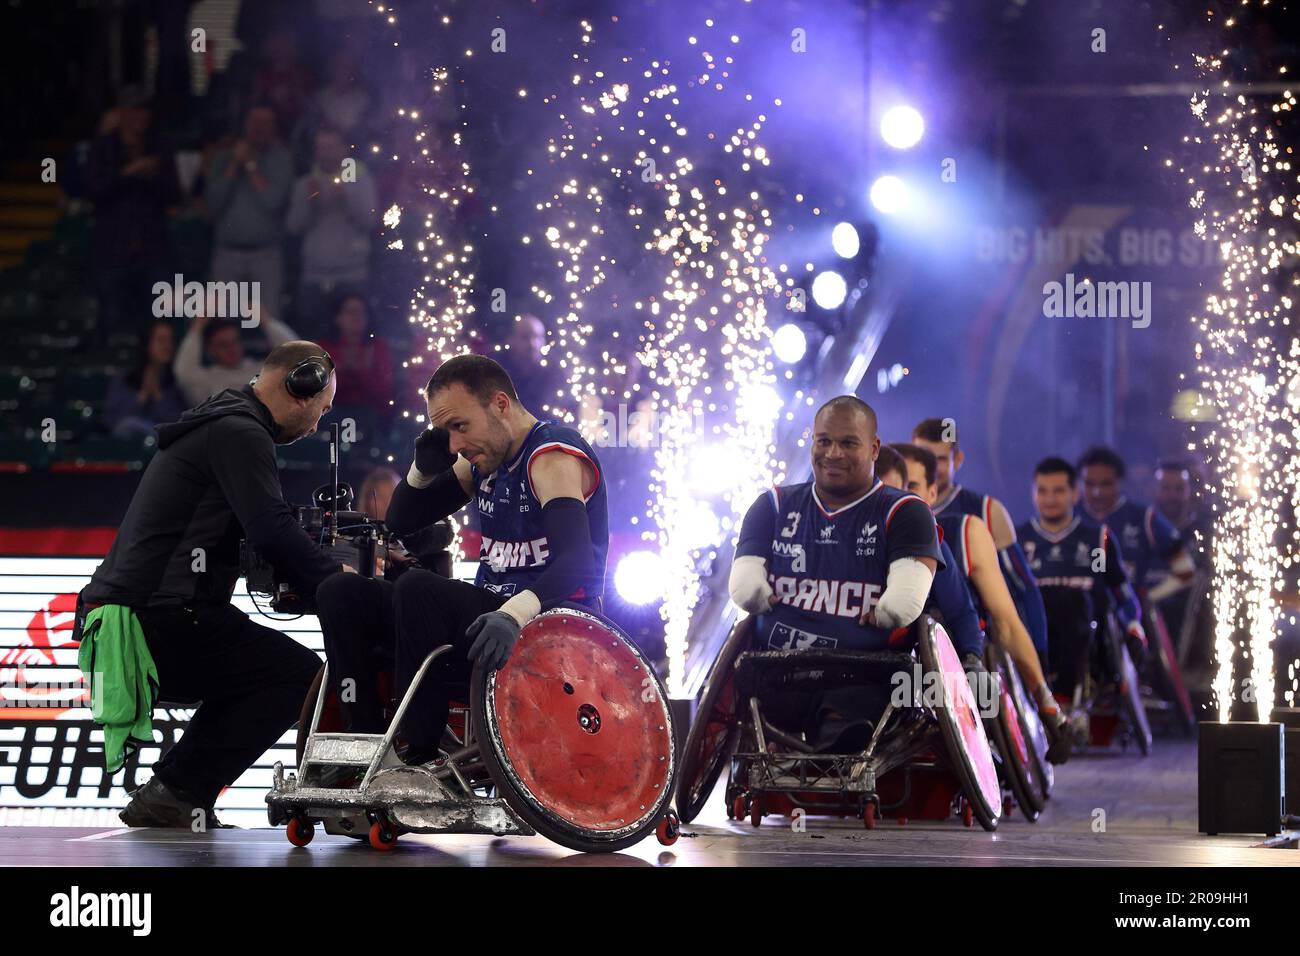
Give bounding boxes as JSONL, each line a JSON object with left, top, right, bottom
{"left": 530, "top": 17, "right": 791, "bottom": 695}
{"left": 1180, "top": 5, "right": 1299, "bottom": 720}
{"left": 374, "top": 4, "right": 480, "bottom": 548}
{"left": 372, "top": 5, "right": 477, "bottom": 398}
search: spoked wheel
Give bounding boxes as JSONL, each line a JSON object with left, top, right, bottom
{"left": 676, "top": 618, "right": 753, "bottom": 823}
{"left": 1145, "top": 606, "right": 1196, "bottom": 735}
{"left": 917, "top": 617, "right": 1001, "bottom": 832}
{"left": 472, "top": 606, "right": 678, "bottom": 853}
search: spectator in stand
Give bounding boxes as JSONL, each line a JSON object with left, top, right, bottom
{"left": 319, "top": 293, "right": 394, "bottom": 427}
{"left": 309, "top": 49, "right": 372, "bottom": 140}
{"left": 493, "top": 313, "right": 564, "bottom": 414}
{"left": 286, "top": 126, "right": 377, "bottom": 337}
{"left": 250, "top": 26, "right": 313, "bottom": 136}
{"left": 205, "top": 106, "right": 293, "bottom": 317}
{"left": 85, "top": 87, "right": 181, "bottom": 342}
{"left": 174, "top": 311, "right": 298, "bottom": 405}
{"left": 104, "top": 320, "right": 187, "bottom": 437}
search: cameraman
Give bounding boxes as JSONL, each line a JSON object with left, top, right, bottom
{"left": 78, "top": 341, "right": 347, "bottom": 828}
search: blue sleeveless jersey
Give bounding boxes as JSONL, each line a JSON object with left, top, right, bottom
{"left": 932, "top": 484, "right": 996, "bottom": 527}
{"left": 1077, "top": 497, "right": 1182, "bottom": 591}
{"left": 936, "top": 512, "right": 986, "bottom": 622}
{"left": 1017, "top": 516, "right": 1108, "bottom": 590}
{"left": 469, "top": 420, "right": 608, "bottom": 604}
{"left": 925, "top": 536, "right": 985, "bottom": 658}
{"left": 736, "top": 479, "right": 942, "bottom": 651}
{"left": 1017, "top": 514, "right": 1142, "bottom": 630}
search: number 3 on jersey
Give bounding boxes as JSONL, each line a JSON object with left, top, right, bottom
{"left": 780, "top": 511, "right": 801, "bottom": 539}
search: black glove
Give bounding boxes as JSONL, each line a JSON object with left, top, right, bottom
{"left": 414, "top": 426, "right": 456, "bottom": 477}
{"left": 466, "top": 610, "right": 522, "bottom": 670}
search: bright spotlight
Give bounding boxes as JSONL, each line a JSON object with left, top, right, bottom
{"left": 679, "top": 501, "right": 722, "bottom": 552}
{"left": 880, "top": 105, "right": 924, "bottom": 149}
{"left": 615, "top": 550, "right": 665, "bottom": 605}
{"left": 689, "top": 443, "right": 735, "bottom": 495}
{"left": 772, "top": 322, "right": 807, "bottom": 364}
{"left": 869, "top": 175, "right": 907, "bottom": 215}
{"left": 831, "top": 222, "right": 860, "bottom": 259}
{"left": 811, "top": 270, "right": 847, "bottom": 310}
{"left": 738, "top": 381, "right": 784, "bottom": 423}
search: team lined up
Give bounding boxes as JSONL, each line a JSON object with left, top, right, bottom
{"left": 728, "top": 400, "right": 1198, "bottom": 763}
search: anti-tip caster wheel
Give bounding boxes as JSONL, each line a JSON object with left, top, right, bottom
{"left": 286, "top": 817, "right": 315, "bottom": 847}
{"left": 862, "top": 802, "right": 877, "bottom": 830}
{"left": 656, "top": 811, "right": 681, "bottom": 846}
{"left": 368, "top": 821, "right": 399, "bottom": 851}
{"left": 732, "top": 794, "right": 747, "bottom": 822}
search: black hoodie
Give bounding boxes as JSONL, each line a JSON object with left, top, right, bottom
{"left": 82, "top": 385, "right": 341, "bottom": 609}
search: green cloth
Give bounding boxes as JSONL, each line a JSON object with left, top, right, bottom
{"left": 77, "top": 605, "right": 159, "bottom": 773}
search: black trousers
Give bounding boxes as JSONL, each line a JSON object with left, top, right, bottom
{"left": 134, "top": 603, "right": 322, "bottom": 807}
{"left": 315, "top": 574, "right": 396, "bottom": 734}
{"left": 315, "top": 569, "right": 504, "bottom": 757}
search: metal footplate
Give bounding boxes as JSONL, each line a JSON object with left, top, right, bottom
{"left": 267, "top": 757, "right": 534, "bottom": 837}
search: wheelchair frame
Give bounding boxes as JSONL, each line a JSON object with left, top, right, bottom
{"left": 267, "top": 606, "right": 681, "bottom": 853}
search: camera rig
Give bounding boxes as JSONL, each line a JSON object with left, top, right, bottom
{"left": 240, "top": 422, "right": 453, "bottom": 615}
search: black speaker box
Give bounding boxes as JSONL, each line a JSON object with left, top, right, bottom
{"left": 1198, "top": 721, "right": 1284, "bottom": 836}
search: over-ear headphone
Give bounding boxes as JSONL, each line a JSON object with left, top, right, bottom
{"left": 285, "top": 350, "right": 335, "bottom": 400}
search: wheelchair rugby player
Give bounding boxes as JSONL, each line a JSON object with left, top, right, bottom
{"left": 276, "top": 355, "right": 680, "bottom": 852}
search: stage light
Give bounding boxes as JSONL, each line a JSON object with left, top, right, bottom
{"left": 772, "top": 322, "right": 808, "bottom": 364}
{"left": 738, "top": 381, "right": 784, "bottom": 423}
{"left": 831, "top": 221, "right": 860, "bottom": 259}
{"left": 689, "top": 443, "right": 736, "bottom": 495}
{"left": 869, "top": 175, "right": 907, "bottom": 214}
{"left": 811, "top": 270, "right": 847, "bottom": 310}
{"left": 615, "top": 550, "right": 665, "bottom": 605}
{"left": 880, "top": 105, "right": 924, "bottom": 149}
{"left": 679, "top": 501, "right": 722, "bottom": 552}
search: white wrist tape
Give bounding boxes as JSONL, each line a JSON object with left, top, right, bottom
{"left": 406, "top": 461, "right": 435, "bottom": 490}
{"left": 871, "top": 557, "right": 934, "bottom": 629}
{"left": 729, "top": 555, "right": 774, "bottom": 615}
{"left": 498, "top": 590, "right": 541, "bottom": 628}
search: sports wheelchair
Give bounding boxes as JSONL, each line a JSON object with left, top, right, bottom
{"left": 983, "top": 641, "right": 1052, "bottom": 820}
{"left": 1137, "top": 594, "right": 1196, "bottom": 735}
{"left": 676, "top": 614, "right": 1005, "bottom": 831}
{"left": 266, "top": 604, "right": 681, "bottom": 853}
{"left": 1040, "top": 585, "right": 1152, "bottom": 756}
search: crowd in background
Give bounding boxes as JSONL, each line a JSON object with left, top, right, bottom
{"left": 26, "top": 1, "right": 576, "bottom": 453}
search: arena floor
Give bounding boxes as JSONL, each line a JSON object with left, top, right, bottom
{"left": 1, "top": 739, "right": 1296, "bottom": 867}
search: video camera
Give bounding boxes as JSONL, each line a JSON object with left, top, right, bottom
{"left": 240, "top": 423, "right": 454, "bottom": 615}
